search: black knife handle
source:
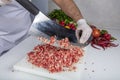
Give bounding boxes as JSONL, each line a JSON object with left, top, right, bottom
{"left": 16, "top": 0, "right": 39, "bottom": 15}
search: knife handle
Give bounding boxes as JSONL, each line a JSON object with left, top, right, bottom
{"left": 16, "top": 0, "right": 39, "bottom": 16}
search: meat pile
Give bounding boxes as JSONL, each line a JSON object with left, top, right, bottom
{"left": 27, "top": 36, "right": 84, "bottom": 73}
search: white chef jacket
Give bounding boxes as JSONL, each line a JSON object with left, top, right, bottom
{"left": 0, "top": 1, "right": 32, "bottom": 55}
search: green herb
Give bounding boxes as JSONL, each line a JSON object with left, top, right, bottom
{"left": 48, "top": 9, "right": 77, "bottom": 30}
{"left": 100, "top": 29, "right": 108, "bottom": 35}
{"left": 48, "top": 9, "right": 73, "bottom": 22}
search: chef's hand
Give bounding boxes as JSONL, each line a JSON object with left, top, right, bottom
{"left": 75, "top": 19, "right": 92, "bottom": 44}
{"left": 0, "top": 0, "right": 12, "bottom": 6}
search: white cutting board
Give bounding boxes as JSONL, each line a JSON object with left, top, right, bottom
{"left": 13, "top": 36, "right": 85, "bottom": 80}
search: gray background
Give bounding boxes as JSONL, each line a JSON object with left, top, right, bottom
{"left": 31, "top": 0, "right": 120, "bottom": 29}
{"left": 31, "top": 0, "right": 48, "bottom": 14}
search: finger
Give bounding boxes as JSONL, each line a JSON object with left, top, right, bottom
{"left": 0, "top": 0, "right": 5, "bottom": 5}
{"left": 1, "top": 0, "right": 11, "bottom": 4}
{"left": 79, "top": 31, "right": 87, "bottom": 43}
{"left": 80, "top": 31, "right": 92, "bottom": 43}
{"left": 75, "top": 30, "right": 81, "bottom": 41}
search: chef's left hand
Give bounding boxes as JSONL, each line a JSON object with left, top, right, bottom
{"left": 0, "top": 0, "right": 12, "bottom": 6}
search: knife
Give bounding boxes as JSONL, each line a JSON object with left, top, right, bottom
{"left": 16, "top": 0, "right": 92, "bottom": 47}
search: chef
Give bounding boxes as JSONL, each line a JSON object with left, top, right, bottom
{"left": 0, "top": 0, "right": 92, "bottom": 55}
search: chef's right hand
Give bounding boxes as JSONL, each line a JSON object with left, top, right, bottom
{"left": 0, "top": 0, "right": 12, "bottom": 6}
{"left": 75, "top": 19, "right": 92, "bottom": 44}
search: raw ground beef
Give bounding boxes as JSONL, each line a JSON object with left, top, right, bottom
{"left": 27, "top": 36, "right": 84, "bottom": 73}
